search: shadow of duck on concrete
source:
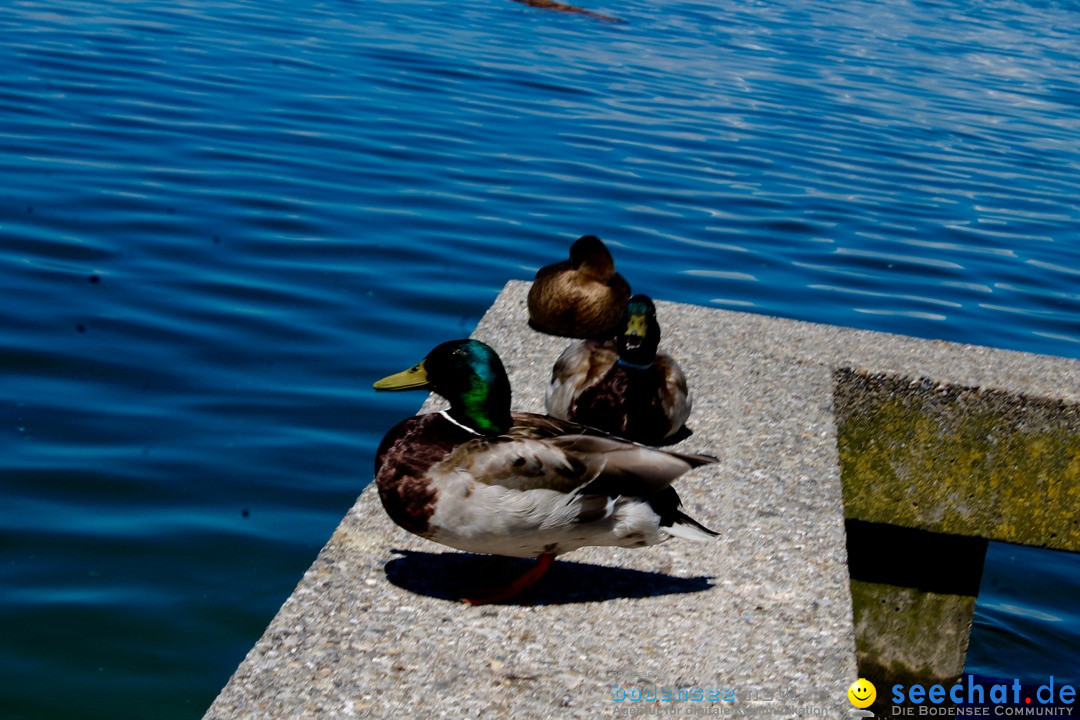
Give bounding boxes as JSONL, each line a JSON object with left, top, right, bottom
{"left": 385, "top": 548, "right": 714, "bottom": 605}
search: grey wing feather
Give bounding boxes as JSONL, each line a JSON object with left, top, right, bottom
{"left": 655, "top": 351, "right": 692, "bottom": 432}
{"left": 545, "top": 340, "right": 617, "bottom": 419}
{"left": 442, "top": 435, "right": 602, "bottom": 493}
{"left": 444, "top": 420, "right": 716, "bottom": 499}
{"left": 548, "top": 434, "right": 715, "bottom": 489}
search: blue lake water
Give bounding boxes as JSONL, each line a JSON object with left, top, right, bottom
{"left": 1, "top": 0, "right": 1078, "bottom": 717}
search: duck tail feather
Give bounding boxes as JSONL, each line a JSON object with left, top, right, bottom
{"left": 662, "top": 511, "right": 719, "bottom": 542}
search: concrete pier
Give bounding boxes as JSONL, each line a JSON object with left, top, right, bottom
{"left": 204, "top": 280, "right": 1079, "bottom": 719}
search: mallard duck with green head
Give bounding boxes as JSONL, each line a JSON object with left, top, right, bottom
{"left": 373, "top": 338, "right": 716, "bottom": 604}
{"left": 546, "top": 294, "right": 691, "bottom": 445}
{"left": 527, "top": 235, "right": 632, "bottom": 338}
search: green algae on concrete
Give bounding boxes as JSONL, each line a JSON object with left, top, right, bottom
{"left": 849, "top": 579, "right": 974, "bottom": 710}
{"left": 835, "top": 368, "right": 1080, "bottom": 552}
{"left": 835, "top": 367, "right": 1080, "bottom": 689}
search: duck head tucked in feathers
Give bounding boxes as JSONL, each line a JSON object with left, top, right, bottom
{"left": 373, "top": 338, "right": 716, "bottom": 604}
{"left": 527, "top": 235, "right": 631, "bottom": 339}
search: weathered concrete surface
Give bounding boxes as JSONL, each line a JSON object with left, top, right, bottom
{"left": 203, "top": 280, "right": 1080, "bottom": 720}
{"left": 850, "top": 580, "right": 976, "bottom": 691}
{"left": 836, "top": 369, "right": 1080, "bottom": 551}
{"left": 835, "top": 367, "right": 1080, "bottom": 697}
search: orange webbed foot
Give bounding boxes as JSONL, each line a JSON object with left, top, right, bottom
{"left": 462, "top": 553, "right": 556, "bottom": 606}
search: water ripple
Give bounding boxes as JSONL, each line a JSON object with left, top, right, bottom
{"left": 3, "top": 0, "right": 1080, "bottom": 716}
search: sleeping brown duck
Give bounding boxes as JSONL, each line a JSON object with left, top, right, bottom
{"left": 527, "top": 235, "right": 631, "bottom": 339}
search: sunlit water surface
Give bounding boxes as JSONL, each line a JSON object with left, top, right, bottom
{"left": 1, "top": 0, "right": 1078, "bottom": 716}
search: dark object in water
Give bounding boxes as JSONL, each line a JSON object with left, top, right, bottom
{"left": 510, "top": 0, "right": 622, "bottom": 22}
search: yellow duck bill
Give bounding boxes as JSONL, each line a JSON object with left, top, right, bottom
{"left": 373, "top": 361, "right": 430, "bottom": 390}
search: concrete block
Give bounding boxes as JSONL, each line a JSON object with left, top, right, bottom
{"left": 203, "top": 280, "right": 1079, "bottom": 719}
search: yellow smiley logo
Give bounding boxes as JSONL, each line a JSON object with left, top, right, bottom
{"left": 848, "top": 678, "right": 877, "bottom": 708}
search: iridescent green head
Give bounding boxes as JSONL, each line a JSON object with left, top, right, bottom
{"left": 617, "top": 294, "right": 660, "bottom": 367}
{"left": 374, "top": 339, "right": 512, "bottom": 435}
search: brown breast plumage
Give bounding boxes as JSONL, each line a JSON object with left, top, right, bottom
{"left": 374, "top": 413, "right": 477, "bottom": 537}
